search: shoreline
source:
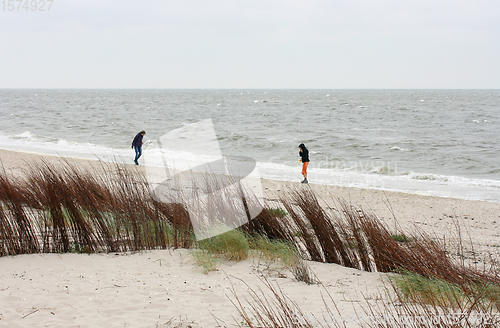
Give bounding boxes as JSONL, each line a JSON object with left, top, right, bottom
{"left": 2, "top": 148, "right": 499, "bottom": 201}
{"left": 2, "top": 141, "right": 498, "bottom": 203}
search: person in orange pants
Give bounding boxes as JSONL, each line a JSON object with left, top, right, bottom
{"left": 298, "top": 143, "right": 309, "bottom": 183}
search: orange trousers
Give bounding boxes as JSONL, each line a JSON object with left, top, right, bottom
{"left": 302, "top": 162, "right": 309, "bottom": 175}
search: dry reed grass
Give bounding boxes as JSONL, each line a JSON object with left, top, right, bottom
{"left": 2, "top": 159, "right": 499, "bottom": 326}
{"left": 1, "top": 160, "right": 499, "bottom": 305}
{"left": 230, "top": 275, "right": 500, "bottom": 328}
{"left": 0, "top": 160, "right": 192, "bottom": 255}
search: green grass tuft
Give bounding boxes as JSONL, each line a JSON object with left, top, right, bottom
{"left": 191, "top": 250, "right": 220, "bottom": 274}
{"left": 391, "top": 271, "right": 463, "bottom": 307}
{"left": 265, "top": 207, "right": 288, "bottom": 218}
{"left": 391, "top": 233, "right": 412, "bottom": 243}
{"left": 249, "top": 235, "right": 298, "bottom": 268}
{"left": 197, "top": 229, "right": 250, "bottom": 261}
{"left": 391, "top": 270, "right": 500, "bottom": 309}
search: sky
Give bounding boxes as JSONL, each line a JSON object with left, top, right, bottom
{"left": 1, "top": 0, "right": 499, "bottom": 89}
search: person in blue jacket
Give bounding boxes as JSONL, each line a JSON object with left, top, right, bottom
{"left": 132, "top": 131, "right": 146, "bottom": 165}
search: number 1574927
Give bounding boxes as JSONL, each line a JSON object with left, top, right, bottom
{"left": 2, "top": 0, "right": 54, "bottom": 11}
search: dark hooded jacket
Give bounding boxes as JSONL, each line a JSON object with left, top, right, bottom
{"left": 132, "top": 133, "right": 144, "bottom": 148}
{"left": 298, "top": 143, "right": 309, "bottom": 163}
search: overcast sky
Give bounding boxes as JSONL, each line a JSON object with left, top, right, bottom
{"left": 1, "top": 0, "right": 499, "bottom": 89}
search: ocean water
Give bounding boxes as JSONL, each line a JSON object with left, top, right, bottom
{"left": 0, "top": 89, "right": 499, "bottom": 202}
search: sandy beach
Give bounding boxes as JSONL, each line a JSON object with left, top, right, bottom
{"left": 0, "top": 249, "right": 386, "bottom": 328}
{"left": 1, "top": 149, "right": 499, "bottom": 327}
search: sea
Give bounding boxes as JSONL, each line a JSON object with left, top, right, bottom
{"left": 0, "top": 89, "right": 499, "bottom": 202}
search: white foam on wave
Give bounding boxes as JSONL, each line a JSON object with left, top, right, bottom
{"left": 0, "top": 132, "right": 131, "bottom": 163}
{"left": 390, "top": 146, "right": 411, "bottom": 151}
{"left": 17, "top": 131, "right": 33, "bottom": 138}
{"left": 256, "top": 161, "right": 500, "bottom": 203}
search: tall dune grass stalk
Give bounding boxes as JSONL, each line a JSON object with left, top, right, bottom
{"left": 0, "top": 160, "right": 194, "bottom": 254}
{"left": 0, "top": 169, "right": 39, "bottom": 255}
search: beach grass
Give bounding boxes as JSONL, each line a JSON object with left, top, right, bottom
{"left": 391, "top": 233, "right": 412, "bottom": 243}
{"left": 1, "top": 158, "right": 500, "bottom": 326}
{"left": 2, "top": 160, "right": 499, "bottom": 277}
{"left": 197, "top": 228, "right": 250, "bottom": 261}
{"left": 191, "top": 249, "right": 221, "bottom": 274}
{"left": 249, "top": 235, "right": 298, "bottom": 268}
{"left": 390, "top": 270, "right": 500, "bottom": 310}
{"left": 230, "top": 275, "right": 500, "bottom": 328}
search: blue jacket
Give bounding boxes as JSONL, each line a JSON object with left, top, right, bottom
{"left": 132, "top": 133, "right": 144, "bottom": 148}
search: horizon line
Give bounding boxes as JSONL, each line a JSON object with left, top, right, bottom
{"left": 1, "top": 88, "right": 499, "bottom": 91}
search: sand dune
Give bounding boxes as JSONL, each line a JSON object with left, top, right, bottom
{"left": 0, "top": 249, "right": 385, "bottom": 327}
{"left": 1, "top": 149, "right": 499, "bottom": 327}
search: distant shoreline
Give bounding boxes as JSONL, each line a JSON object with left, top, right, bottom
{"left": 2, "top": 145, "right": 499, "bottom": 204}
